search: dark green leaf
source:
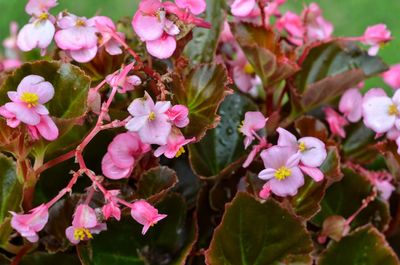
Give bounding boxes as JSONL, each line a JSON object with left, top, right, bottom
{"left": 172, "top": 63, "right": 230, "bottom": 140}
{"left": 318, "top": 225, "right": 399, "bottom": 265}
{"left": 205, "top": 193, "right": 313, "bottom": 265}
{"left": 20, "top": 252, "right": 81, "bottom": 265}
{"left": 342, "top": 122, "right": 377, "bottom": 163}
{"left": 189, "top": 93, "right": 257, "bottom": 178}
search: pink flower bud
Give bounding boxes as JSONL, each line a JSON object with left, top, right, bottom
{"left": 130, "top": 200, "right": 167, "bottom": 235}
{"left": 102, "top": 201, "right": 121, "bottom": 221}
{"left": 167, "top": 105, "right": 190, "bottom": 128}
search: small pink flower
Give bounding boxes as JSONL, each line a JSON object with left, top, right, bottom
{"left": 339, "top": 88, "right": 363, "bottom": 122}
{"left": 163, "top": 2, "right": 211, "bottom": 28}
{"left": 106, "top": 63, "right": 142, "bottom": 93}
{"left": 154, "top": 129, "right": 195, "bottom": 158}
{"left": 302, "top": 3, "right": 333, "bottom": 42}
{"left": 65, "top": 204, "right": 107, "bottom": 244}
{"left": 4, "top": 75, "right": 54, "bottom": 126}
{"left": 102, "top": 191, "right": 121, "bottom": 221}
{"left": 10, "top": 204, "right": 49, "bottom": 243}
{"left": 55, "top": 13, "right": 98, "bottom": 63}
{"left": 239, "top": 111, "right": 267, "bottom": 149}
{"left": 276, "top": 11, "right": 305, "bottom": 46}
{"left": 3, "top": 22, "right": 19, "bottom": 57}
{"left": 27, "top": 114, "right": 59, "bottom": 141}
{"left": 242, "top": 139, "right": 269, "bottom": 168}
{"left": 1, "top": 59, "right": 22, "bottom": 71}
{"left": 130, "top": 200, "right": 167, "bottom": 235}
{"left": 258, "top": 146, "right": 304, "bottom": 197}
{"left": 324, "top": 107, "right": 348, "bottom": 138}
{"left": 175, "top": 0, "right": 206, "bottom": 15}
{"left": 0, "top": 106, "right": 20, "bottom": 128}
{"left": 93, "top": 16, "right": 125, "bottom": 56}
{"left": 231, "top": 0, "right": 257, "bottom": 18}
{"left": 383, "top": 64, "right": 400, "bottom": 89}
{"left": 25, "top": 0, "right": 57, "bottom": 16}
{"left": 166, "top": 105, "right": 189, "bottom": 128}
{"left": 126, "top": 92, "right": 172, "bottom": 145}
{"left": 363, "top": 89, "right": 400, "bottom": 133}
{"left": 231, "top": 48, "right": 262, "bottom": 94}
{"left": 362, "top": 24, "right": 391, "bottom": 56}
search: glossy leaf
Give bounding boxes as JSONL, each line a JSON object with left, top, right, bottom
{"left": 318, "top": 225, "right": 399, "bottom": 265}
{"left": 172, "top": 63, "right": 230, "bottom": 140}
{"left": 185, "top": 0, "right": 226, "bottom": 63}
{"left": 312, "top": 167, "right": 390, "bottom": 231}
{"left": 205, "top": 193, "right": 313, "bottom": 265}
{"left": 296, "top": 41, "right": 387, "bottom": 110}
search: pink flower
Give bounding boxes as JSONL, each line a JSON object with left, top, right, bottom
{"left": 154, "top": 129, "right": 195, "bottom": 158}
{"left": 0, "top": 106, "right": 20, "bottom": 128}
{"left": 126, "top": 92, "right": 172, "bottom": 145}
{"left": 362, "top": 24, "right": 391, "bottom": 56}
{"left": 27, "top": 114, "right": 59, "bottom": 141}
{"left": 106, "top": 63, "right": 142, "bottom": 93}
{"left": 93, "top": 16, "right": 124, "bottom": 56}
{"left": 175, "top": 0, "right": 206, "bottom": 15}
{"left": 4, "top": 75, "right": 54, "bottom": 126}
{"left": 25, "top": 0, "right": 57, "bottom": 16}
{"left": 276, "top": 11, "right": 305, "bottom": 46}
{"left": 102, "top": 132, "right": 150, "bottom": 180}
{"left": 130, "top": 200, "right": 167, "bottom": 235}
{"left": 55, "top": 13, "right": 98, "bottom": 63}
{"left": 231, "top": 0, "right": 257, "bottom": 18}
{"left": 383, "top": 64, "right": 400, "bottom": 89}
{"left": 258, "top": 146, "right": 304, "bottom": 197}
{"left": 324, "top": 107, "right": 348, "bottom": 138}
{"left": 339, "top": 88, "right": 363, "bottom": 122}
{"left": 363, "top": 89, "right": 400, "bottom": 133}
{"left": 163, "top": 2, "right": 211, "bottom": 28}
{"left": 231, "top": 48, "right": 262, "bottom": 94}
{"left": 302, "top": 3, "right": 333, "bottom": 42}
{"left": 10, "top": 204, "right": 49, "bottom": 243}
{"left": 166, "top": 105, "right": 189, "bottom": 128}
{"left": 65, "top": 204, "right": 107, "bottom": 244}
{"left": 239, "top": 111, "right": 267, "bottom": 149}
{"left": 102, "top": 191, "right": 121, "bottom": 221}
{"left": 242, "top": 139, "right": 269, "bottom": 168}
{"left": 3, "top": 22, "right": 19, "bottom": 57}
{"left": 1, "top": 59, "right": 22, "bottom": 71}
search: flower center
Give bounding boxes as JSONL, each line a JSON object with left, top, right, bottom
{"left": 175, "top": 147, "right": 185, "bottom": 158}
{"left": 274, "top": 166, "right": 291, "bottom": 181}
{"left": 388, "top": 104, "right": 399, "bottom": 116}
{"left": 76, "top": 19, "right": 86, "bottom": 27}
{"left": 73, "top": 228, "right": 93, "bottom": 241}
{"left": 298, "top": 141, "right": 306, "bottom": 152}
{"left": 243, "top": 63, "right": 255, "bottom": 75}
{"left": 148, "top": 111, "right": 156, "bottom": 121}
{"left": 21, "top": 92, "right": 39, "bottom": 108}
{"left": 38, "top": 12, "right": 49, "bottom": 21}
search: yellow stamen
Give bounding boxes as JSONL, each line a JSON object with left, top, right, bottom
{"left": 38, "top": 13, "right": 49, "bottom": 21}
{"left": 274, "top": 166, "right": 291, "bottom": 181}
{"left": 148, "top": 111, "right": 156, "bottom": 121}
{"left": 73, "top": 228, "right": 93, "bottom": 241}
{"left": 20, "top": 92, "right": 39, "bottom": 108}
{"left": 388, "top": 104, "right": 399, "bottom": 116}
{"left": 243, "top": 63, "right": 255, "bottom": 75}
{"left": 298, "top": 142, "right": 307, "bottom": 152}
{"left": 76, "top": 19, "right": 86, "bottom": 27}
{"left": 175, "top": 147, "right": 185, "bottom": 158}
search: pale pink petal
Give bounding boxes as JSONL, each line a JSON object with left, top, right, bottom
{"left": 107, "top": 133, "right": 138, "bottom": 168}
{"left": 362, "top": 97, "right": 395, "bottom": 133}
{"left": 339, "top": 88, "right": 363, "bottom": 122}
{"left": 268, "top": 167, "right": 304, "bottom": 196}
{"left": 125, "top": 115, "right": 148, "bottom": 132}
{"left": 132, "top": 12, "right": 164, "bottom": 41}
{"left": 382, "top": 64, "right": 400, "bottom": 89}
{"left": 276, "top": 127, "right": 297, "bottom": 147}
{"left": 65, "top": 226, "right": 80, "bottom": 244}
{"left": 175, "top": 0, "right": 206, "bottom": 15}
{"left": 127, "top": 94, "right": 154, "bottom": 116}
{"left": 102, "top": 153, "right": 132, "bottom": 180}
{"left": 35, "top": 115, "right": 58, "bottom": 141}
{"left": 17, "top": 20, "right": 55, "bottom": 51}
{"left": 146, "top": 35, "right": 177, "bottom": 59}
{"left": 72, "top": 205, "right": 97, "bottom": 228}
{"left": 260, "top": 146, "right": 296, "bottom": 169}
{"left": 258, "top": 168, "right": 276, "bottom": 180}
{"left": 138, "top": 115, "right": 172, "bottom": 145}
{"left": 299, "top": 165, "right": 324, "bottom": 182}
{"left": 17, "top": 75, "right": 44, "bottom": 93}
{"left": 299, "top": 137, "right": 327, "bottom": 167}
{"left": 231, "top": 0, "right": 256, "bottom": 17}
{"left": 33, "top": 81, "right": 55, "bottom": 104}
{"left": 5, "top": 102, "right": 40, "bottom": 125}
{"left": 55, "top": 26, "right": 97, "bottom": 51}
{"left": 69, "top": 46, "right": 98, "bottom": 63}
{"left": 363, "top": 88, "right": 387, "bottom": 101}
{"left": 154, "top": 101, "right": 171, "bottom": 114}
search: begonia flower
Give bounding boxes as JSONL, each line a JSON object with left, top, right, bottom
{"left": 382, "top": 64, "right": 400, "bottom": 89}
{"left": 27, "top": 114, "right": 59, "bottom": 141}
{"left": 239, "top": 111, "right": 267, "bottom": 149}
{"left": 302, "top": 3, "right": 333, "bottom": 42}
{"left": 276, "top": 11, "right": 305, "bottom": 46}
{"left": 166, "top": 104, "right": 189, "bottom": 128}
{"left": 324, "top": 107, "right": 348, "bottom": 138}
{"left": 130, "top": 200, "right": 167, "bottom": 235}
{"left": 339, "top": 88, "right": 363, "bottom": 122}
{"left": 154, "top": 129, "right": 195, "bottom": 158}
{"left": 362, "top": 24, "right": 391, "bottom": 56}
{"left": 106, "top": 62, "right": 142, "bottom": 93}
{"left": 175, "top": 0, "right": 206, "bottom": 15}
{"left": 93, "top": 16, "right": 125, "bottom": 56}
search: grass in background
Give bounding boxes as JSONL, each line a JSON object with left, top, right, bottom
{"left": 1, "top": 0, "right": 399, "bottom": 89}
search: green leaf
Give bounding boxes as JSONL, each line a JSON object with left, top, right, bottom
{"left": 188, "top": 93, "right": 258, "bottom": 178}
{"left": 0, "top": 153, "right": 22, "bottom": 246}
{"left": 184, "top": 0, "right": 226, "bottom": 63}
{"left": 296, "top": 41, "right": 387, "bottom": 110}
{"left": 342, "top": 122, "right": 377, "bottom": 163}
{"left": 312, "top": 167, "right": 390, "bottom": 231}
{"left": 318, "top": 225, "right": 399, "bottom": 265}
{"left": 20, "top": 252, "right": 81, "bottom": 265}
{"left": 231, "top": 22, "right": 299, "bottom": 89}
{"left": 172, "top": 63, "right": 230, "bottom": 140}
{"left": 136, "top": 166, "right": 178, "bottom": 203}
{"left": 205, "top": 193, "right": 313, "bottom": 265}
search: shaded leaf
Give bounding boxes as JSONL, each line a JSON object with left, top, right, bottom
{"left": 318, "top": 225, "right": 399, "bottom": 265}
{"left": 342, "top": 122, "right": 377, "bottom": 163}
{"left": 20, "top": 252, "right": 81, "bottom": 265}
{"left": 189, "top": 93, "right": 257, "bottom": 178}
{"left": 205, "top": 193, "right": 313, "bottom": 265}
{"left": 295, "top": 115, "right": 329, "bottom": 142}
{"left": 320, "top": 146, "right": 342, "bottom": 184}
{"left": 172, "top": 63, "right": 230, "bottom": 140}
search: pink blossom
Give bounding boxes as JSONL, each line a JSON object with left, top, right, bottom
{"left": 220, "top": 21, "right": 234, "bottom": 43}
{"left": 231, "top": 0, "right": 257, "bottom": 18}
{"left": 87, "top": 88, "right": 101, "bottom": 114}
{"left": 259, "top": 183, "right": 271, "bottom": 199}
{"left": 239, "top": 111, "right": 267, "bottom": 149}
{"left": 175, "top": 0, "right": 206, "bottom": 15}
{"left": 264, "top": 0, "right": 286, "bottom": 20}
{"left": 324, "top": 107, "right": 348, "bottom": 138}
{"left": 25, "top": 0, "right": 57, "bottom": 16}
{"left": 65, "top": 204, "right": 107, "bottom": 244}
{"left": 362, "top": 24, "right": 391, "bottom": 56}
{"left": 277, "top": 127, "right": 327, "bottom": 168}
{"left": 3, "top": 22, "right": 19, "bottom": 58}
{"left": 231, "top": 48, "right": 262, "bottom": 94}
{"left": 166, "top": 105, "right": 189, "bottom": 128}
{"left": 163, "top": 2, "right": 211, "bottom": 28}
{"left": 242, "top": 139, "right": 269, "bottom": 168}
{"left": 363, "top": 89, "right": 400, "bottom": 133}
{"left": 0, "top": 106, "right": 20, "bottom": 128}
{"left": 10, "top": 204, "right": 49, "bottom": 243}
{"left": 102, "top": 132, "right": 150, "bottom": 180}
{"left": 55, "top": 13, "right": 98, "bottom": 63}
{"left": 102, "top": 191, "right": 121, "bottom": 221}
{"left": 130, "top": 200, "right": 167, "bottom": 235}
{"left": 93, "top": 16, "right": 125, "bottom": 56}
{"left": 339, "top": 88, "right": 363, "bottom": 122}
{"left": 154, "top": 129, "right": 195, "bottom": 158}
{"left": 1, "top": 59, "right": 22, "bottom": 71}
{"left": 4, "top": 75, "right": 54, "bottom": 126}
{"left": 258, "top": 146, "right": 304, "bottom": 197}
{"left": 106, "top": 63, "right": 142, "bottom": 93}
{"left": 382, "top": 64, "right": 400, "bottom": 89}
{"left": 27, "top": 114, "right": 59, "bottom": 141}
{"left": 276, "top": 11, "right": 305, "bottom": 46}
{"left": 126, "top": 92, "right": 172, "bottom": 145}
{"left": 302, "top": 3, "right": 333, "bottom": 42}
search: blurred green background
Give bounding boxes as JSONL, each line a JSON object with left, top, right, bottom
{"left": 0, "top": 0, "right": 399, "bottom": 88}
